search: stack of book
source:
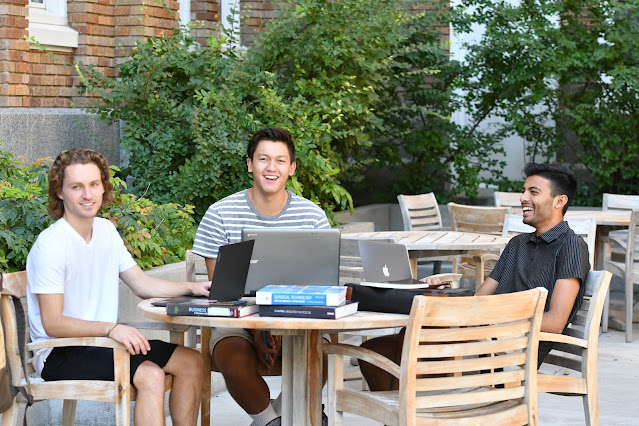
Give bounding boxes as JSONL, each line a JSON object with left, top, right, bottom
{"left": 256, "top": 285, "right": 358, "bottom": 319}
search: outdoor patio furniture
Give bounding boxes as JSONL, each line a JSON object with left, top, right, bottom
{"left": 603, "top": 209, "right": 639, "bottom": 342}
{"left": 0, "top": 271, "right": 184, "bottom": 426}
{"left": 447, "top": 202, "right": 509, "bottom": 289}
{"left": 494, "top": 191, "right": 522, "bottom": 212}
{"left": 397, "top": 193, "right": 449, "bottom": 274}
{"left": 323, "top": 288, "right": 548, "bottom": 425}
{"left": 537, "top": 270, "right": 612, "bottom": 426}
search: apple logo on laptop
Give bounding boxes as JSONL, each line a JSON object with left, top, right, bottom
{"left": 382, "top": 264, "right": 390, "bottom": 277}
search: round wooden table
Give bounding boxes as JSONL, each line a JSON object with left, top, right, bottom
{"left": 138, "top": 299, "right": 408, "bottom": 426}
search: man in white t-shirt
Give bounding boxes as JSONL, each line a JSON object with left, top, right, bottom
{"left": 193, "top": 127, "right": 330, "bottom": 426}
{"left": 27, "top": 149, "right": 210, "bottom": 425}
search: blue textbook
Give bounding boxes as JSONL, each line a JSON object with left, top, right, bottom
{"left": 255, "top": 285, "right": 347, "bottom": 306}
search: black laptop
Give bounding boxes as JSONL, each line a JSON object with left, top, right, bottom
{"left": 152, "top": 239, "right": 255, "bottom": 306}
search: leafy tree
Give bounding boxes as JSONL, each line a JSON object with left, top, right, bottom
{"left": 454, "top": 0, "right": 639, "bottom": 204}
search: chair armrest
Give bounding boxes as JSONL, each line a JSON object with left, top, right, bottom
{"left": 323, "top": 342, "right": 400, "bottom": 379}
{"left": 120, "top": 321, "right": 192, "bottom": 334}
{"left": 539, "top": 332, "right": 587, "bottom": 349}
{"left": 27, "top": 336, "right": 126, "bottom": 351}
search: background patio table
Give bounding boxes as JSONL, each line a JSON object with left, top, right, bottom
{"left": 341, "top": 230, "right": 510, "bottom": 278}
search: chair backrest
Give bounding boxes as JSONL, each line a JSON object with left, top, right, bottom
{"left": 541, "top": 270, "right": 612, "bottom": 373}
{"left": 602, "top": 193, "right": 639, "bottom": 211}
{"left": 494, "top": 191, "right": 521, "bottom": 212}
{"left": 502, "top": 214, "right": 596, "bottom": 270}
{"left": 397, "top": 193, "right": 443, "bottom": 231}
{"left": 398, "top": 288, "right": 547, "bottom": 425}
{"left": 624, "top": 209, "right": 639, "bottom": 272}
{"left": 1, "top": 271, "right": 32, "bottom": 383}
{"left": 185, "top": 249, "right": 209, "bottom": 282}
{"left": 448, "top": 202, "right": 509, "bottom": 235}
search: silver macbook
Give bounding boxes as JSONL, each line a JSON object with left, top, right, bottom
{"left": 358, "top": 240, "right": 419, "bottom": 283}
{"left": 241, "top": 228, "right": 341, "bottom": 295}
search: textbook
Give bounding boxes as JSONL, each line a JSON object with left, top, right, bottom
{"left": 258, "top": 301, "right": 359, "bottom": 320}
{"left": 255, "top": 285, "right": 347, "bottom": 306}
{"left": 166, "top": 299, "right": 258, "bottom": 318}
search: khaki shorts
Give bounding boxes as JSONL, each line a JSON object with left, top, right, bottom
{"left": 208, "top": 327, "right": 255, "bottom": 354}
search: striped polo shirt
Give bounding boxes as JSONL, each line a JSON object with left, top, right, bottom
{"left": 490, "top": 220, "right": 590, "bottom": 322}
{"left": 192, "top": 189, "right": 330, "bottom": 259}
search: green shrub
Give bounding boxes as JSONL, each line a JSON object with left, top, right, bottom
{"left": 0, "top": 149, "right": 196, "bottom": 272}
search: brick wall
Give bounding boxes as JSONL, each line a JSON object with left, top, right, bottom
{"left": 0, "top": 0, "right": 203, "bottom": 108}
{"left": 240, "top": 0, "right": 274, "bottom": 46}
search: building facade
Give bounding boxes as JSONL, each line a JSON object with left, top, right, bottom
{"left": 0, "top": 0, "right": 274, "bottom": 162}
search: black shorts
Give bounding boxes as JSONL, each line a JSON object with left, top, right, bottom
{"left": 41, "top": 339, "right": 177, "bottom": 383}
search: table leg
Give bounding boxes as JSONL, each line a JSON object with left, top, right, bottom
{"left": 409, "top": 258, "right": 418, "bottom": 279}
{"left": 280, "top": 330, "right": 323, "bottom": 426}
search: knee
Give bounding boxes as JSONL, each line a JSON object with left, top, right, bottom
{"left": 133, "top": 362, "right": 167, "bottom": 395}
{"left": 213, "top": 338, "right": 256, "bottom": 378}
{"left": 171, "top": 347, "right": 203, "bottom": 378}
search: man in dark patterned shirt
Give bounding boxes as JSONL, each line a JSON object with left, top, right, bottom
{"left": 359, "top": 163, "right": 590, "bottom": 391}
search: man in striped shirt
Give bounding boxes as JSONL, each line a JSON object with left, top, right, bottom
{"left": 359, "top": 163, "right": 590, "bottom": 391}
{"left": 193, "top": 127, "right": 330, "bottom": 426}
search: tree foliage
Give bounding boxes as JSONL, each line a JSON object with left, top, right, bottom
{"left": 454, "top": 0, "right": 639, "bottom": 204}
{"left": 76, "top": 0, "right": 508, "bottom": 216}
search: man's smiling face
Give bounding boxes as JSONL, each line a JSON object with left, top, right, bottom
{"left": 247, "top": 140, "right": 296, "bottom": 197}
{"left": 58, "top": 163, "right": 105, "bottom": 224}
{"left": 520, "top": 175, "right": 559, "bottom": 231}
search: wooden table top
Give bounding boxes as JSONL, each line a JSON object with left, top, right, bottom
{"left": 564, "top": 209, "right": 631, "bottom": 227}
{"left": 138, "top": 299, "right": 409, "bottom": 333}
{"left": 341, "top": 230, "right": 510, "bottom": 251}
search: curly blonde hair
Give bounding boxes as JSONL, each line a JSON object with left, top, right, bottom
{"left": 47, "top": 149, "right": 114, "bottom": 219}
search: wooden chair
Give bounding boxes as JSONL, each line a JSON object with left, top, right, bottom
{"left": 0, "top": 271, "right": 179, "bottom": 426}
{"left": 324, "top": 288, "right": 548, "bottom": 425}
{"left": 602, "top": 193, "right": 639, "bottom": 211}
{"left": 448, "top": 202, "right": 509, "bottom": 289}
{"left": 397, "top": 193, "right": 449, "bottom": 274}
{"left": 494, "top": 191, "right": 522, "bottom": 212}
{"left": 537, "top": 270, "right": 612, "bottom": 426}
{"left": 603, "top": 209, "right": 639, "bottom": 342}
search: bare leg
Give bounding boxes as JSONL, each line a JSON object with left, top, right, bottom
{"left": 213, "top": 336, "right": 271, "bottom": 414}
{"left": 162, "top": 346, "right": 203, "bottom": 426}
{"left": 132, "top": 361, "right": 168, "bottom": 426}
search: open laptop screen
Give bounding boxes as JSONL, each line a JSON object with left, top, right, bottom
{"left": 241, "top": 228, "right": 341, "bottom": 295}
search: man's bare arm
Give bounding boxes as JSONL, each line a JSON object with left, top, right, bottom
{"left": 204, "top": 258, "right": 217, "bottom": 281}
{"left": 541, "top": 277, "right": 581, "bottom": 333}
{"left": 474, "top": 276, "right": 499, "bottom": 296}
{"left": 119, "top": 264, "right": 210, "bottom": 299}
{"left": 37, "top": 293, "right": 151, "bottom": 355}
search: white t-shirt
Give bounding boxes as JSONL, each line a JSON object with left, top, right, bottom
{"left": 26, "top": 217, "right": 137, "bottom": 373}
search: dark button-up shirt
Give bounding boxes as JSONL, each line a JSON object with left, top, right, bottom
{"left": 490, "top": 221, "right": 590, "bottom": 322}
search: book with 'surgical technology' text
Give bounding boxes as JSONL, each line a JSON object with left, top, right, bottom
{"left": 255, "top": 285, "right": 346, "bottom": 306}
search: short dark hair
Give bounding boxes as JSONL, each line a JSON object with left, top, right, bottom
{"left": 247, "top": 127, "right": 295, "bottom": 162}
{"left": 47, "top": 149, "right": 114, "bottom": 219}
{"left": 524, "top": 163, "right": 577, "bottom": 214}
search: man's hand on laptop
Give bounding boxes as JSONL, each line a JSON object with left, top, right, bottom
{"left": 189, "top": 280, "right": 211, "bottom": 296}
{"left": 419, "top": 276, "right": 448, "bottom": 289}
